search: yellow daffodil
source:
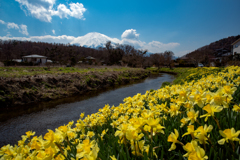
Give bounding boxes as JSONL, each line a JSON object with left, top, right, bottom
{"left": 187, "top": 108, "right": 199, "bottom": 125}
{"left": 218, "top": 128, "right": 240, "bottom": 145}
{"left": 233, "top": 104, "right": 240, "bottom": 112}
{"left": 182, "top": 125, "right": 195, "bottom": 138}
{"left": 189, "top": 91, "right": 206, "bottom": 108}
{"left": 183, "top": 140, "right": 198, "bottom": 157}
{"left": 200, "top": 104, "right": 223, "bottom": 121}
{"left": 110, "top": 155, "right": 117, "bottom": 160}
{"left": 169, "top": 103, "right": 181, "bottom": 117}
{"left": 167, "top": 129, "right": 183, "bottom": 151}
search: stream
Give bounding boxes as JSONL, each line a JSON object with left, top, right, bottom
{"left": 0, "top": 73, "right": 175, "bottom": 146}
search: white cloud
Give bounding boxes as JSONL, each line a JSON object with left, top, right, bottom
{"left": 1, "top": 21, "right": 29, "bottom": 36}
{"left": 19, "top": 24, "right": 29, "bottom": 36}
{"left": 0, "top": 35, "right": 75, "bottom": 44}
{"left": 0, "top": 29, "right": 180, "bottom": 53}
{"left": 6, "top": 32, "right": 11, "bottom": 37}
{"left": 121, "top": 29, "right": 139, "bottom": 40}
{"left": 15, "top": 0, "right": 87, "bottom": 22}
{"left": 144, "top": 41, "right": 180, "bottom": 53}
{"left": 0, "top": 19, "right": 6, "bottom": 24}
{"left": 120, "top": 29, "right": 179, "bottom": 53}
{"left": 3, "top": 21, "right": 29, "bottom": 36}
{"left": 52, "top": 29, "right": 55, "bottom": 34}
{"left": 7, "top": 22, "right": 19, "bottom": 29}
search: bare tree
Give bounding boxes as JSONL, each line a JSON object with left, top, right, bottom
{"left": 164, "top": 50, "right": 174, "bottom": 69}
{"left": 150, "top": 53, "right": 165, "bottom": 69}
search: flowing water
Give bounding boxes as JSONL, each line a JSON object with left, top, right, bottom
{"left": 0, "top": 73, "right": 175, "bottom": 146}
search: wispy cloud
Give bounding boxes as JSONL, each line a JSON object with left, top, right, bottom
{"left": 0, "top": 20, "right": 6, "bottom": 24}
{"left": 15, "top": 0, "right": 87, "bottom": 22}
{"left": 52, "top": 29, "right": 55, "bottom": 34}
{"left": 19, "top": 24, "right": 29, "bottom": 36}
{"left": 0, "top": 20, "right": 29, "bottom": 36}
{"left": 7, "top": 22, "right": 19, "bottom": 30}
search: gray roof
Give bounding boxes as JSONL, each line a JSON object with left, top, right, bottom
{"left": 85, "top": 56, "right": 95, "bottom": 60}
{"left": 22, "top": 55, "right": 47, "bottom": 58}
{"left": 232, "top": 38, "right": 240, "bottom": 45}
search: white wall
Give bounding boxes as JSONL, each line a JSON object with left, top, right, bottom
{"left": 24, "top": 57, "right": 47, "bottom": 64}
{"left": 233, "top": 41, "right": 240, "bottom": 54}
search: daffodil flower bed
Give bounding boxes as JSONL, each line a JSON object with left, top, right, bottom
{"left": 1, "top": 66, "right": 240, "bottom": 160}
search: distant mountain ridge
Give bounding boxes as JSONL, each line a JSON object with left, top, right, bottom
{"left": 71, "top": 32, "right": 120, "bottom": 48}
{"left": 186, "top": 35, "right": 240, "bottom": 58}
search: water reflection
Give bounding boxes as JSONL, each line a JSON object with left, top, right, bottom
{"left": 0, "top": 73, "right": 175, "bottom": 146}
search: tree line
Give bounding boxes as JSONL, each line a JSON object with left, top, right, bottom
{"left": 0, "top": 39, "right": 174, "bottom": 68}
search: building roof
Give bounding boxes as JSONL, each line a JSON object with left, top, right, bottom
{"left": 22, "top": 54, "right": 47, "bottom": 58}
{"left": 232, "top": 38, "right": 240, "bottom": 45}
{"left": 85, "top": 56, "right": 95, "bottom": 60}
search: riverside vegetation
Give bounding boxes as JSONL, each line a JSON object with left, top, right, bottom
{"left": 0, "top": 66, "right": 149, "bottom": 107}
{"left": 1, "top": 66, "right": 240, "bottom": 159}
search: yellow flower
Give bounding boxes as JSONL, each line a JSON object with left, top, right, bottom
{"left": 80, "top": 112, "right": 85, "bottom": 119}
{"left": 187, "top": 109, "right": 199, "bottom": 125}
{"left": 100, "top": 129, "right": 108, "bottom": 140}
{"left": 183, "top": 140, "right": 198, "bottom": 157}
{"left": 210, "top": 91, "right": 228, "bottom": 108}
{"left": 195, "top": 125, "right": 213, "bottom": 145}
{"left": 189, "top": 92, "right": 206, "bottom": 108}
{"left": 182, "top": 125, "right": 195, "bottom": 138}
{"left": 222, "top": 85, "right": 237, "bottom": 96}
{"left": 218, "top": 128, "right": 240, "bottom": 145}
{"left": 167, "top": 129, "right": 183, "bottom": 151}
{"left": 233, "top": 104, "right": 240, "bottom": 112}
{"left": 25, "top": 131, "right": 35, "bottom": 138}
{"left": 184, "top": 101, "right": 194, "bottom": 110}
{"left": 126, "top": 126, "right": 144, "bottom": 141}
{"left": 169, "top": 103, "right": 181, "bottom": 117}
{"left": 87, "top": 131, "right": 95, "bottom": 138}
{"left": 180, "top": 117, "right": 188, "bottom": 128}
{"left": 130, "top": 140, "right": 145, "bottom": 156}
{"left": 110, "top": 155, "right": 117, "bottom": 160}
{"left": 145, "top": 117, "right": 165, "bottom": 134}
{"left": 188, "top": 145, "right": 208, "bottom": 160}
{"left": 44, "top": 129, "right": 63, "bottom": 148}
{"left": 76, "top": 138, "right": 99, "bottom": 160}
{"left": 200, "top": 104, "right": 223, "bottom": 121}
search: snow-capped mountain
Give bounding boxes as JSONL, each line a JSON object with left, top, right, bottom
{"left": 71, "top": 32, "right": 121, "bottom": 48}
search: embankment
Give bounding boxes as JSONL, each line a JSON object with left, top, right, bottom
{"left": 0, "top": 68, "right": 149, "bottom": 107}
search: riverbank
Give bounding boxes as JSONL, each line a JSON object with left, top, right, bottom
{"left": 146, "top": 67, "right": 192, "bottom": 84}
{"left": 0, "top": 66, "right": 150, "bottom": 107}
{"left": 1, "top": 66, "right": 239, "bottom": 159}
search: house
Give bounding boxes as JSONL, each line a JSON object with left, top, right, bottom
{"left": 84, "top": 56, "right": 96, "bottom": 64}
{"left": 22, "top": 54, "right": 47, "bottom": 65}
{"left": 232, "top": 38, "right": 240, "bottom": 59}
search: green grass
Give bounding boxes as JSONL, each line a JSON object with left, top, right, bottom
{"left": 146, "top": 67, "right": 191, "bottom": 84}
{"left": 0, "top": 66, "right": 143, "bottom": 78}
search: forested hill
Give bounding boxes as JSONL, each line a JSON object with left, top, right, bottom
{"left": 185, "top": 35, "right": 240, "bottom": 58}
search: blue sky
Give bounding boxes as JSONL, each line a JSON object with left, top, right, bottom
{"left": 0, "top": 0, "right": 240, "bottom": 57}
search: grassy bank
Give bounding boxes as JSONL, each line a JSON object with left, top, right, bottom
{"left": 0, "top": 66, "right": 150, "bottom": 107}
{"left": 146, "top": 67, "right": 225, "bottom": 85}
{"left": 0, "top": 66, "right": 138, "bottom": 78}
{"left": 1, "top": 66, "right": 240, "bottom": 159}
{"left": 146, "top": 67, "right": 191, "bottom": 85}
